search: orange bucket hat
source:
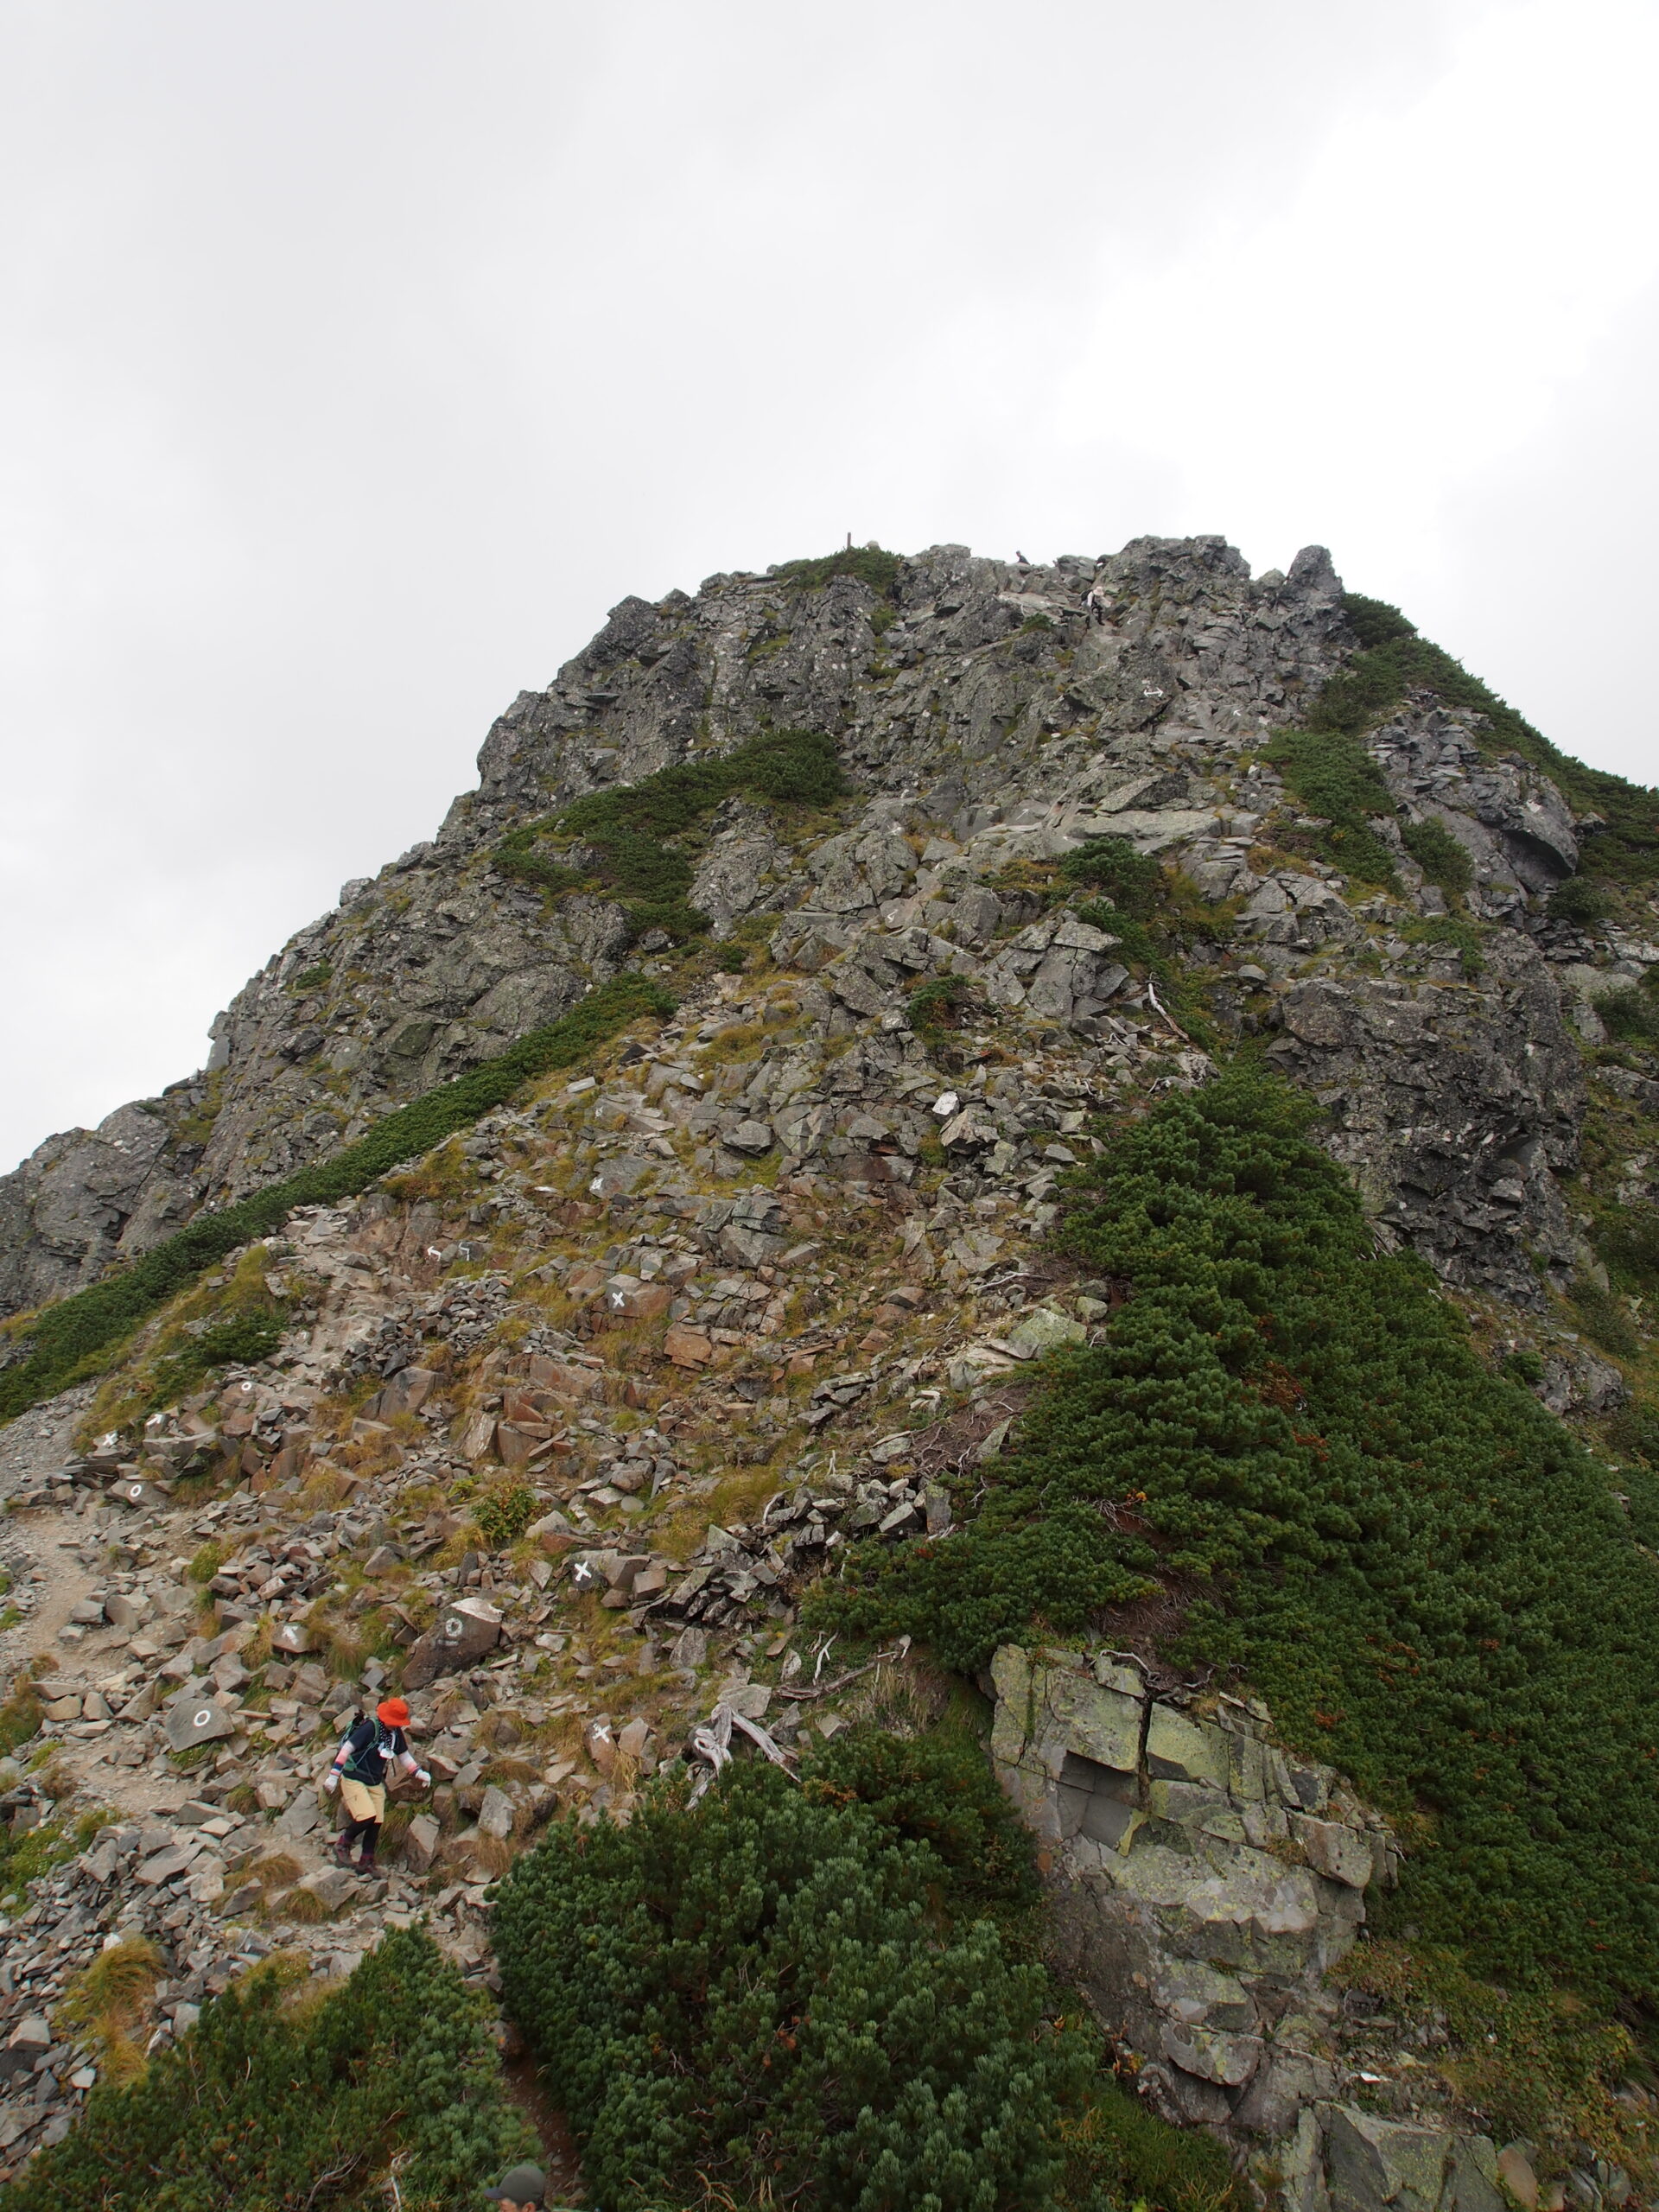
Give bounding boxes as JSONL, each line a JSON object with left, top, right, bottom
{"left": 377, "top": 1697, "right": 411, "bottom": 1727}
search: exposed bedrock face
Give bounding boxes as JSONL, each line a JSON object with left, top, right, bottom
{"left": 991, "top": 1649, "right": 1529, "bottom": 2209}
{"left": 989, "top": 1643, "right": 1395, "bottom": 2139}
{"left": 0, "top": 531, "right": 1636, "bottom": 1325}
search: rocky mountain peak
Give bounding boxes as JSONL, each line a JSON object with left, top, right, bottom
{"left": 3, "top": 535, "right": 1657, "bottom": 2205}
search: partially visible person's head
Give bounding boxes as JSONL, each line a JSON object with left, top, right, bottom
{"left": 484, "top": 2163, "right": 545, "bottom": 2211}
{"left": 377, "top": 1696, "right": 411, "bottom": 1727}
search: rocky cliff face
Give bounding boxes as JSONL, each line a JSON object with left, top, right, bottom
{"left": 3, "top": 537, "right": 1656, "bottom": 2202}
{"left": 2, "top": 533, "right": 1637, "bottom": 1328}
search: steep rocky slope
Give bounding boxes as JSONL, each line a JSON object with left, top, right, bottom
{"left": 3, "top": 536, "right": 1658, "bottom": 2210}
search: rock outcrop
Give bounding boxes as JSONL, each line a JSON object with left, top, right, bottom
{"left": 4, "top": 532, "right": 1643, "bottom": 1326}
{"left": 990, "top": 1643, "right": 1395, "bottom": 2138}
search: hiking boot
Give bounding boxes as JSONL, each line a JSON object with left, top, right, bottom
{"left": 333, "top": 1838, "right": 355, "bottom": 1870}
{"left": 355, "top": 1858, "right": 383, "bottom": 1880}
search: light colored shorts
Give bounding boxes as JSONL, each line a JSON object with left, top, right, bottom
{"left": 339, "top": 1778, "right": 387, "bottom": 1824}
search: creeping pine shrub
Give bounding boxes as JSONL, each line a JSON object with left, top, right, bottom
{"left": 1058, "top": 836, "right": 1164, "bottom": 918}
{"left": 1058, "top": 836, "right": 1171, "bottom": 966}
{"left": 0, "top": 971, "right": 672, "bottom": 1424}
{"left": 1262, "top": 725, "right": 1400, "bottom": 887}
{"left": 817, "top": 1066, "right": 1659, "bottom": 2005}
{"left": 1503, "top": 1349, "right": 1546, "bottom": 1386}
{"left": 492, "top": 1762, "right": 1082, "bottom": 2212}
{"left": 495, "top": 728, "right": 849, "bottom": 942}
{"left": 1548, "top": 875, "right": 1612, "bottom": 926}
{"left": 1400, "top": 817, "right": 1474, "bottom": 897}
{"left": 1611, "top": 1400, "right": 1659, "bottom": 1474}
{"left": 144, "top": 1309, "right": 286, "bottom": 1406}
{"left": 1570, "top": 1277, "right": 1641, "bottom": 1359}
{"left": 802, "top": 1719, "right": 1041, "bottom": 1927}
{"left": 6, "top": 1929, "right": 531, "bottom": 2212}
{"left": 1600, "top": 1205, "right": 1659, "bottom": 1292}
{"left": 1594, "top": 985, "right": 1659, "bottom": 1043}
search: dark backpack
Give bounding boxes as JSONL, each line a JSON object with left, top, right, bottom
{"left": 340, "top": 1713, "right": 391, "bottom": 1783}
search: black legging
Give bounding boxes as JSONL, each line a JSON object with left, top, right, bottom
{"left": 341, "top": 1813, "right": 381, "bottom": 1861}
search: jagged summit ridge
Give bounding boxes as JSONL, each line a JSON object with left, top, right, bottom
{"left": 0, "top": 531, "right": 1623, "bottom": 1327}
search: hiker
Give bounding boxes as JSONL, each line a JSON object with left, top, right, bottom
{"left": 484, "top": 2164, "right": 548, "bottom": 2210}
{"left": 322, "top": 1694, "right": 429, "bottom": 1874}
{"left": 1086, "top": 580, "right": 1111, "bottom": 625}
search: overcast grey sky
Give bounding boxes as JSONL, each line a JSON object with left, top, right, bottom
{"left": 3, "top": 0, "right": 1656, "bottom": 1174}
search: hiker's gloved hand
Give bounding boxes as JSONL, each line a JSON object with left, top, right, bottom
{"left": 415, "top": 1769, "right": 432, "bottom": 1789}
{"left": 323, "top": 1770, "right": 340, "bottom": 1794}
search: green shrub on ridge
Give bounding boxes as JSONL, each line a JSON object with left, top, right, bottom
{"left": 803, "top": 1717, "right": 1042, "bottom": 1926}
{"left": 496, "top": 728, "right": 848, "bottom": 942}
{"left": 817, "top": 1065, "right": 1659, "bottom": 2005}
{"left": 1400, "top": 816, "right": 1474, "bottom": 897}
{"left": 1319, "top": 594, "right": 1659, "bottom": 885}
{"left": 0, "top": 1927, "right": 531, "bottom": 2211}
{"left": 492, "top": 1762, "right": 1080, "bottom": 2212}
{"left": 0, "top": 970, "right": 673, "bottom": 1425}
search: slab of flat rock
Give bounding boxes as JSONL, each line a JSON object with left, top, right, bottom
{"left": 401, "top": 1595, "right": 502, "bottom": 1688}
{"left": 477, "top": 1785, "right": 514, "bottom": 1840}
{"left": 275, "top": 1794, "right": 321, "bottom": 1840}
{"left": 402, "top": 1813, "right": 442, "bottom": 1872}
{"left": 1002, "top": 1306, "right": 1087, "bottom": 1359}
{"left": 163, "top": 1694, "right": 238, "bottom": 1752}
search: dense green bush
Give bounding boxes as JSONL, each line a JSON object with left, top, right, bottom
{"left": 1594, "top": 985, "right": 1659, "bottom": 1043}
{"left": 1057, "top": 836, "right": 1215, "bottom": 976}
{"left": 143, "top": 1309, "right": 288, "bottom": 1408}
{"left": 1058, "top": 836, "right": 1164, "bottom": 918}
{"left": 908, "top": 973, "right": 976, "bottom": 1034}
{"left": 496, "top": 728, "right": 848, "bottom": 942}
{"left": 817, "top": 1067, "right": 1659, "bottom": 2004}
{"left": 1262, "top": 726, "right": 1400, "bottom": 887}
{"left": 1548, "top": 875, "right": 1611, "bottom": 926}
{"left": 1569, "top": 1278, "right": 1641, "bottom": 1358}
{"left": 1611, "top": 1400, "right": 1659, "bottom": 1472}
{"left": 802, "top": 1718, "right": 1041, "bottom": 1924}
{"left": 0, "top": 971, "right": 673, "bottom": 1425}
{"left": 775, "top": 544, "right": 903, "bottom": 595}
{"left": 1400, "top": 817, "right": 1474, "bottom": 896}
{"left": 493, "top": 1762, "right": 1079, "bottom": 2212}
{"left": 1600, "top": 1205, "right": 1659, "bottom": 1292}
{"left": 1, "top": 1929, "right": 531, "bottom": 2211}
